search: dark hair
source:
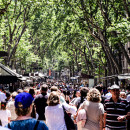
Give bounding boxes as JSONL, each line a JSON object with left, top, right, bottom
{"left": 1, "top": 102, "right": 6, "bottom": 110}
{"left": 80, "top": 87, "right": 89, "bottom": 103}
{"left": 41, "top": 85, "right": 48, "bottom": 92}
{"left": 73, "top": 90, "right": 77, "bottom": 98}
{"left": 63, "top": 90, "right": 67, "bottom": 96}
{"left": 126, "top": 85, "right": 130, "bottom": 91}
{"left": 95, "top": 86, "right": 103, "bottom": 93}
{"left": 29, "top": 88, "right": 35, "bottom": 97}
{"left": 47, "top": 92, "right": 59, "bottom": 106}
{"left": 6, "top": 92, "right": 11, "bottom": 98}
{"left": 66, "top": 90, "right": 70, "bottom": 95}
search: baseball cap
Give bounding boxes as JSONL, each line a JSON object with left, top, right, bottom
{"left": 15, "top": 92, "right": 34, "bottom": 109}
{"left": 110, "top": 84, "right": 120, "bottom": 90}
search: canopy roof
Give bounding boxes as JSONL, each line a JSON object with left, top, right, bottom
{"left": 101, "top": 73, "right": 130, "bottom": 80}
{"left": 0, "top": 63, "right": 22, "bottom": 83}
{"left": 118, "top": 73, "right": 130, "bottom": 79}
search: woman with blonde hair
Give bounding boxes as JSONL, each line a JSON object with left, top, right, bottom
{"left": 76, "top": 88, "right": 104, "bottom": 130}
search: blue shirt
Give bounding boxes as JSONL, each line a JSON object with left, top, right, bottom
{"left": 5, "top": 118, "right": 48, "bottom": 130}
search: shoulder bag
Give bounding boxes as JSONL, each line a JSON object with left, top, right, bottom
{"left": 62, "top": 106, "right": 76, "bottom": 130}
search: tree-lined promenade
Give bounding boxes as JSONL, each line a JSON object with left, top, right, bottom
{"left": 0, "top": 0, "right": 129, "bottom": 85}
{"left": 0, "top": 82, "right": 130, "bottom": 129}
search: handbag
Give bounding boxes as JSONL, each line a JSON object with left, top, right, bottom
{"left": 31, "top": 104, "right": 36, "bottom": 118}
{"left": 62, "top": 106, "right": 76, "bottom": 130}
{"left": 0, "top": 119, "right": 2, "bottom": 126}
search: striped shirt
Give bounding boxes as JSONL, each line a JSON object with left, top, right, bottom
{"left": 104, "top": 97, "right": 128, "bottom": 129}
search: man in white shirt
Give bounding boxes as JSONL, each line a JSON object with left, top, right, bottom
{"left": 0, "top": 86, "right": 6, "bottom": 102}
{"left": 105, "top": 87, "right": 112, "bottom": 99}
{"left": 126, "top": 86, "right": 130, "bottom": 102}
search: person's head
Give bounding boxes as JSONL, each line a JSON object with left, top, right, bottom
{"left": 23, "top": 88, "right": 29, "bottom": 93}
{"left": 76, "top": 91, "right": 81, "bottom": 97}
{"left": 50, "top": 86, "right": 58, "bottom": 92}
{"left": 15, "top": 92, "right": 34, "bottom": 116}
{"left": 47, "top": 91, "right": 60, "bottom": 106}
{"left": 63, "top": 90, "right": 67, "bottom": 96}
{"left": 72, "top": 90, "right": 77, "bottom": 98}
{"left": 120, "top": 91, "right": 126, "bottom": 99}
{"left": 29, "top": 88, "right": 35, "bottom": 97}
{"left": 41, "top": 84, "right": 48, "bottom": 93}
{"left": 87, "top": 88, "right": 101, "bottom": 102}
{"left": 95, "top": 86, "right": 103, "bottom": 94}
{"left": 6, "top": 92, "right": 11, "bottom": 100}
{"left": 110, "top": 84, "right": 120, "bottom": 99}
{"left": 107, "top": 87, "right": 111, "bottom": 92}
{"left": 17, "top": 89, "right": 23, "bottom": 94}
{"left": 11, "top": 92, "right": 18, "bottom": 100}
{"left": 1, "top": 102, "right": 7, "bottom": 110}
{"left": 66, "top": 90, "right": 70, "bottom": 96}
{"left": 80, "top": 87, "right": 89, "bottom": 98}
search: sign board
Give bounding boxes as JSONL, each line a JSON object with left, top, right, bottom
{"left": 89, "top": 79, "right": 94, "bottom": 88}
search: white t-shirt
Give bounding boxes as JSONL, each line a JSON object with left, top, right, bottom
{"left": 0, "top": 126, "right": 10, "bottom": 130}
{"left": 7, "top": 101, "right": 17, "bottom": 120}
{"left": 105, "top": 92, "right": 112, "bottom": 99}
{"left": 45, "top": 103, "right": 77, "bottom": 130}
{"left": 0, "top": 92, "right": 6, "bottom": 102}
{"left": 127, "top": 94, "right": 130, "bottom": 102}
{"left": 0, "top": 110, "right": 11, "bottom": 126}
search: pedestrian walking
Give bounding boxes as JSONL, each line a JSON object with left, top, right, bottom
{"left": 45, "top": 91, "right": 77, "bottom": 130}
{"left": 0, "top": 86, "right": 6, "bottom": 102}
{"left": 74, "top": 87, "right": 89, "bottom": 109}
{"left": 0, "top": 101, "right": 11, "bottom": 126}
{"left": 7, "top": 92, "right": 18, "bottom": 121}
{"left": 75, "top": 88, "right": 104, "bottom": 130}
{"left": 5, "top": 92, "right": 48, "bottom": 130}
{"left": 34, "top": 85, "right": 48, "bottom": 121}
{"left": 104, "top": 84, "right": 128, "bottom": 130}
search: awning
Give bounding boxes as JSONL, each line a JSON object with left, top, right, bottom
{"left": 0, "top": 63, "right": 22, "bottom": 83}
{"left": 101, "top": 75, "right": 118, "bottom": 80}
{"left": 0, "top": 63, "right": 21, "bottom": 77}
{"left": 118, "top": 73, "right": 130, "bottom": 79}
{"left": 18, "top": 76, "right": 27, "bottom": 81}
{"left": 101, "top": 73, "right": 130, "bottom": 80}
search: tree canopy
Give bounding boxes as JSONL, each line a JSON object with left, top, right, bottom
{"left": 0, "top": 0, "right": 129, "bottom": 82}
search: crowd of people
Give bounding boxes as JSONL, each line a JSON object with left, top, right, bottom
{"left": 0, "top": 82, "right": 129, "bottom": 130}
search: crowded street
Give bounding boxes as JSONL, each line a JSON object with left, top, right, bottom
{"left": 0, "top": 0, "right": 130, "bottom": 129}
{"left": 0, "top": 80, "right": 130, "bottom": 130}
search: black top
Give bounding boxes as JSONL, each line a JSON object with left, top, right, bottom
{"left": 34, "top": 93, "right": 48, "bottom": 120}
